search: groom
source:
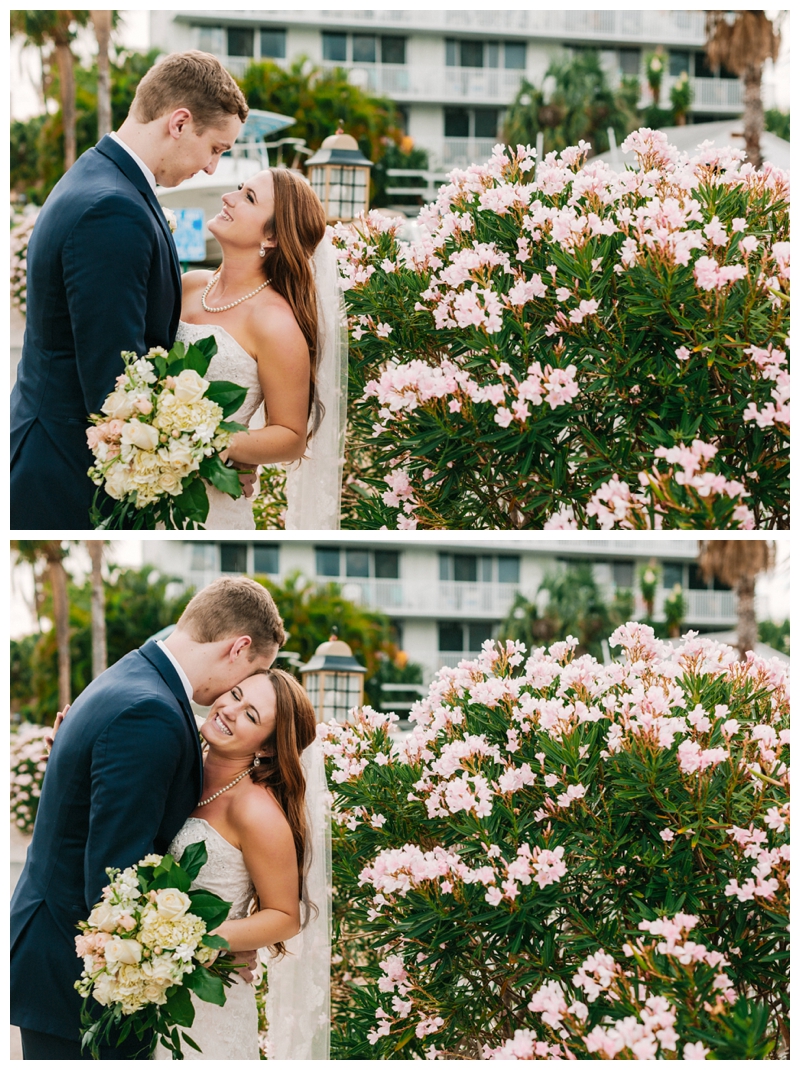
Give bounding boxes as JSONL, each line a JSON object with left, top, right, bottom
{"left": 10, "top": 576, "right": 286, "bottom": 1059}
{"left": 10, "top": 51, "right": 248, "bottom": 530}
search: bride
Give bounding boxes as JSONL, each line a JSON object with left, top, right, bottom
{"left": 153, "top": 668, "right": 331, "bottom": 1060}
{"left": 178, "top": 168, "right": 347, "bottom": 530}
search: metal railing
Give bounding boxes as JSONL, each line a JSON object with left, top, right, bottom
{"left": 437, "top": 651, "right": 486, "bottom": 670}
{"left": 338, "top": 578, "right": 524, "bottom": 618}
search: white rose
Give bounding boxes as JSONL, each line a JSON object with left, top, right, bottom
{"left": 101, "top": 390, "right": 135, "bottom": 421}
{"left": 121, "top": 420, "right": 160, "bottom": 451}
{"left": 161, "top": 438, "right": 196, "bottom": 469}
{"left": 103, "top": 465, "right": 132, "bottom": 500}
{"left": 154, "top": 889, "right": 192, "bottom": 921}
{"left": 92, "top": 974, "right": 117, "bottom": 1006}
{"left": 104, "top": 936, "right": 143, "bottom": 965}
{"left": 141, "top": 956, "right": 179, "bottom": 983}
{"left": 87, "top": 901, "right": 120, "bottom": 932}
{"left": 157, "top": 469, "right": 185, "bottom": 495}
{"left": 173, "top": 369, "right": 209, "bottom": 404}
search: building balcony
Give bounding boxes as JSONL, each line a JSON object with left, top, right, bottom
{"left": 182, "top": 9, "right": 708, "bottom": 46}
{"left": 338, "top": 578, "right": 523, "bottom": 620}
{"left": 649, "top": 75, "right": 744, "bottom": 114}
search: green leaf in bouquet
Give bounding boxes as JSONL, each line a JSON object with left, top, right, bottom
{"left": 178, "top": 840, "right": 209, "bottom": 883}
{"left": 201, "top": 933, "right": 230, "bottom": 950}
{"left": 172, "top": 475, "right": 210, "bottom": 526}
{"left": 204, "top": 379, "right": 249, "bottom": 418}
{"left": 152, "top": 355, "right": 168, "bottom": 379}
{"left": 166, "top": 341, "right": 186, "bottom": 365}
{"left": 218, "top": 420, "right": 249, "bottom": 434}
{"left": 181, "top": 1032, "right": 203, "bottom": 1053}
{"left": 191, "top": 333, "right": 218, "bottom": 362}
{"left": 199, "top": 453, "right": 244, "bottom": 499}
{"left": 150, "top": 865, "right": 191, "bottom": 893}
{"left": 164, "top": 982, "right": 196, "bottom": 1028}
{"left": 184, "top": 964, "right": 227, "bottom": 1007}
{"left": 188, "top": 889, "right": 232, "bottom": 930}
{"left": 180, "top": 343, "right": 213, "bottom": 377}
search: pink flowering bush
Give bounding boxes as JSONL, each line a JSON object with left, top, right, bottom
{"left": 333, "top": 130, "right": 789, "bottom": 529}
{"left": 10, "top": 723, "right": 49, "bottom": 833}
{"left": 10, "top": 207, "right": 39, "bottom": 315}
{"left": 321, "top": 625, "right": 789, "bottom": 1059}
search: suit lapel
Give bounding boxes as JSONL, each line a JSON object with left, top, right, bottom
{"left": 95, "top": 134, "right": 182, "bottom": 293}
{"left": 139, "top": 639, "right": 203, "bottom": 790}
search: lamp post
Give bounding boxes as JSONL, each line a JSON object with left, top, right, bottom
{"left": 299, "top": 634, "right": 367, "bottom": 724}
{"left": 305, "top": 128, "right": 373, "bottom": 223}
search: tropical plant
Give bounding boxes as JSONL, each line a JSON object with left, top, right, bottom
{"left": 86, "top": 540, "right": 107, "bottom": 678}
{"left": 669, "top": 70, "right": 692, "bottom": 126}
{"left": 370, "top": 139, "right": 431, "bottom": 210}
{"left": 10, "top": 724, "right": 51, "bottom": 834}
{"left": 638, "top": 561, "right": 661, "bottom": 618}
{"left": 503, "top": 51, "right": 639, "bottom": 157}
{"left": 13, "top": 541, "right": 72, "bottom": 709}
{"left": 764, "top": 108, "right": 790, "bottom": 142}
{"left": 698, "top": 541, "right": 775, "bottom": 659}
{"left": 758, "top": 618, "right": 789, "bottom": 656}
{"left": 321, "top": 626, "right": 789, "bottom": 1059}
{"left": 705, "top": 11, "right": 782, "bottom": 170}
{"left": 237, "top": 57, "right": 402, "bottom": 197}
{"left": 663, "top": 584, "right": 687, "bottom": 637}
{"left": 645, "top": 49, "right": 665, "bottom": 103}
{"left": 333, "top": 131, "right": 789, "bottom": 530}
{"left": 89, "top": 10, "right": 117, "bottom": 139}
{"left": 499, "top": 563, "right": 633, "bottom": 661}
{"left": 10, "top": 10, "right": 90, "bottom": 171}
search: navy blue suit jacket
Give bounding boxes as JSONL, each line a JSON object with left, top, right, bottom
{"left": 10, "top": 135, "right": 182, "bottom": 530}
{"left": 10, "top": 641, "right": 203, "bottom": 1041}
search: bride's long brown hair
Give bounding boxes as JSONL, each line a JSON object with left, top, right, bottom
{"left": 260, "top": 169, "right": 328, "bottom": 441}
{"left": 248, "top": 667, "right": 317, "bottom": 955}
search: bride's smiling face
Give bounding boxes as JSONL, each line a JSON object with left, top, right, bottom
{"left": 201, "top": 672, "right": 277, "bottom": 759}
{"left": 207, "top": 169, "right": 276, "bottom": 253}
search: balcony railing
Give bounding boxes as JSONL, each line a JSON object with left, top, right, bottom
{"left": 338, "top": 578, "right": 522, "bottom": 618}
{"left": 629, "top": 588, "right": 737, "bottom": 626}
{"left": 196, "top": 9, "right": 708, "bottom": 45}
{"left": 437, "top": 651, "right": 486, "bottom": 670}
{"left": 440, "top": 137, "right": 499, "bottom": 169}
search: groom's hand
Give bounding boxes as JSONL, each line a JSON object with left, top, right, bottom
{"left": 238, "top": 467, "right": 260, "bottom": 500}
{"left": 43, "top": 705, "right": 70, "bottom": 759}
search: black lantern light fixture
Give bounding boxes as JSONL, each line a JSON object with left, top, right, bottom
{"left": 299, "top": 633, "right": 367, "bottom": 723}
{"left": 305, "top": 128, "right": 373, "bottom": 223}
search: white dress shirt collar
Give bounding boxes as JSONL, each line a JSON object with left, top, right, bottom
{"left": 156, "top": 639, "right": 194, "bottom": 703}
{"left": 109, "top": 131, "right": 157, "bottom": 193}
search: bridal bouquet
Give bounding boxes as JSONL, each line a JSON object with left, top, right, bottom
{"left": 87, "top": 335, "right": 249, "bottom": 529}
{"left": 75, "top": 841, "right": 237, "bottom": 1059}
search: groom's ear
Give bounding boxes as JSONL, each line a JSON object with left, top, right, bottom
{"left": 167, "top": 107, "right": 193, "bottom": 139}
{"left": 228, "top": 635, "right": 253, "bottom": 661}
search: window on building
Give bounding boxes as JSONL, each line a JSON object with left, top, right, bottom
{"left": 687, "top": 564, "right": 730, "bottom": 591}
{"left": 190, "top": 542, "right": 216, "bottom": 571}
{"left": 469, "top": 622, "right": 493, "bottom": 650}
{"left": 196, "top": 26, "right": 225, "bottom": 54}
{"left": 438, "top": 622, "right": 464, "bottom": 651}
{"left": 322, "top": 31, "right": 347, "bottom": 62}
{"left": 474, "top": 108, "right": 499, "bottom": 138}
{"left": 662, "top": 562, "right": 684, "bottom": 588}
{"left": 346, "top": 548, "right": 370, "bottom": 578}
{"left": 445, "top": 39, "right": 458, "bottom": 67}
{"left": 453, "top": 554, "right": 478, "bottom": 583}
{"left": 504, "top": 41, "right": 526, "bottom": 69}
{"left": 486, "top": 42, "right": 500, "bottom": 68}
{"left": 260, "top": 28, "right": 286, "bottom": 59}
{"left": 497, "top": 556, "right": 521, "bottom": 583}
{"left": 374, "top": 551, "right": 400, "bottom": 579}
{"left": 695, "top": 50, "right": 737, "bottom": 79}
{"left": 316, "top": 546, "right": 340, "bottom": 576}
{"left": 444, "top": 108, "right": 470, "bottom": 138}
{"left": 669, "top": 50, "right": 690, "bottom": 76}
{"left": 618, "top": 47, "right": 641, "bottom": 75}
{"left": 253, "top": 544, "right": 279, "bottom": 574}
{"left": 460, "top": 40, "right": 484, "bottom": 68}
{"left": 220, "top": 543, "right": 248, "bottom": 573}
{"left": 227, "top": 27, "right": 254, "bottom": 58}
{"left": 381, "top": 36, "right": 406, "bottom": 65}
{"left": 480, "top": 556, "right": 493, "bottom": 582}
{"left": 353, "top": 33, "right": 376, "bottom": 63}
{"left": 612, "top": 561, "right": 635, "bottom": 589}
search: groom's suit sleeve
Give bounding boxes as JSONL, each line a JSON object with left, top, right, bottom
{"left": 63, "top": 194, "right": 157, "bottom": 415}
{"left": 84, "top": 699, "right": 186, "bottom": 909}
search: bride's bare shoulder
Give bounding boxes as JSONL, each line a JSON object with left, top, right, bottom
{"left": 230, "top": 783, "right": 294, "bottom": 854}
{"left": 182, "top": 269, "right": 215, "bottom": 295}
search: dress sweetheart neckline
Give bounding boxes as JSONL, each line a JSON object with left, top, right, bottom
{"left": 183, "top": 815, "right": 243, "bottom": 855}
{"left": 178, "top": 320, "right": 258, "bottom": 366}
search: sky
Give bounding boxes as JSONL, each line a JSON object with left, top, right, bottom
{"left": 9, "top": 538, "right": 791, "bottom": 640}
{"left": 10, "top": 8, "right": 791, "bottom": 121}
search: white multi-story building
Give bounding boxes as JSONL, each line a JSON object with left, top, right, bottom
{"left": 150, "top": 10, "right": 745, "bottom": 170}
{"left": 141, "top": 538, "right": 741, "bottom": 685}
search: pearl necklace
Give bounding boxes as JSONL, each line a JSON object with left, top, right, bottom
{"left": 196, "top": 764, "right": 256, "bottom": 807}
{"left": 201, "top": 272, "right": 270, "bottom": 313}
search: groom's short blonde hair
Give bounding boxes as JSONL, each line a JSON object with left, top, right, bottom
{"left": 131, "top": 50, "right": 248, "bottom": 130}
{"left": 176, "top": 576, "right": 285, "bottom": 658}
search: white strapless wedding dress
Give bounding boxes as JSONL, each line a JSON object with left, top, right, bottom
{"left": 153, "top": 818, "right": 260, "bottom": 1061}
{"left": 176, "top": 321, "right": 264, "bottom": 531}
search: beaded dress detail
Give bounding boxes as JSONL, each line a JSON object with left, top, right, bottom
{"left": 153, "top": 818, "right": 259, "bottom": 1061}
{"left": 175, "top": 321, "right": 263, "bottom": 531}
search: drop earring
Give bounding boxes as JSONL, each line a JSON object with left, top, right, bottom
{"left": 253, "top": 754, "right": 261, "bottom": 766}
{"left": 258, "top": 244, "right": 267, "bottom": 258}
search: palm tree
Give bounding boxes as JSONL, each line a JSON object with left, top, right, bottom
{"left": 86, "top": 540, "right": 108, "bottom": 678}
{"left": 705, "top": 11, "right": 782, "bottom": 170}
{"left": 10, "top": 10, "right": 89, "bottom": 170}
{"left": 697, "top": 541, "right": 774, "bottom": 660}
{"left": 90, "top": 10, "right": 114, "bottom": 140}
{"left": 13, "top": 541, "right": 72, "bottom": 707}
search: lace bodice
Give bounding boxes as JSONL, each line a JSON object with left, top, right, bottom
{"left": 153, "top": 817, "right": 259, "bottom": 1060}
{"left": 167, "top": 818, "right": 255, "bottom": 918}
{"left": 175, "top": 321, "right": 263, "bottom": 531}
